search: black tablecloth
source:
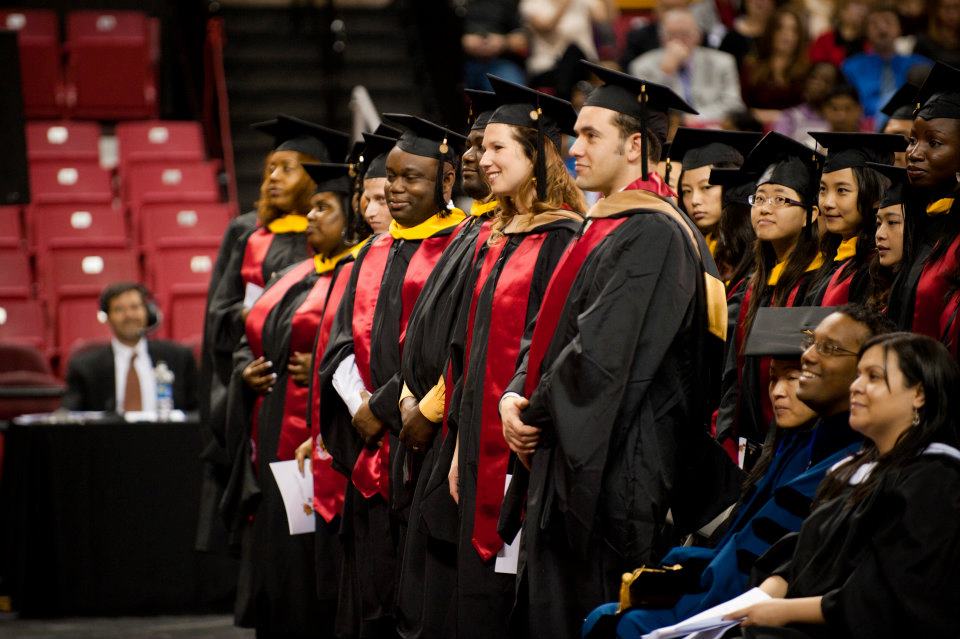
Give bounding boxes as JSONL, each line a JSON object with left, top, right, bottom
{"left": 0, "top": 418, "right": 238, "bottom": 617}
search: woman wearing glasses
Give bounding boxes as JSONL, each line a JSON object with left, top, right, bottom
{"left": 727, "top": 332, "right": 960, "bottom": 639}
{"left": 716, "top": 133, "right": 826, "bottom": 466}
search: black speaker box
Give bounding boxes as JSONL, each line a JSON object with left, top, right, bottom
{"left": 0, "top": 30, "right": 30, "bottom": 205}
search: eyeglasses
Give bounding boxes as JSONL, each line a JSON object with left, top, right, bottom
{"left": 748, "top": 194, "right": 806, "bottom": 209}
{"left": 800, "top": 330, "right": 859, "bottom": 357}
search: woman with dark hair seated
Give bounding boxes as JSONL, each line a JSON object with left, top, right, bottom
{"left": 865, "top": 163, "right": 909, "bottom": 310}
{"left": 726, "top": 332, "right": 960, "bottom": 639}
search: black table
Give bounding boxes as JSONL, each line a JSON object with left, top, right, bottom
{"left": 1, "top": 417, "right": 238, "bottom": 617}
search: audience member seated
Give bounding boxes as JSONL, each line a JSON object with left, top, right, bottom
{"left": 841, "top": 4, "right": 929, "bottom": 120}
{"left": 628, "top": 8, "right": 745, "bottom": 124}
{"left": 712, "top": 0, "right": 775, "bottom": 67}
{"left": 896, "top": 0, "right": 928, "bottom": 37}
{"left": 912, "top": 0, "right": 960, "bottom": 68}
{"left": 461, "top": 0, "right": 528, "bottom": 90}
{"left": 808, "top": 0, "right": 869, "bottom": 68}
{"left": 519, "top": 0, "right": 611, "bottom": 99}
{"left": 619, "top": 0, "right": 698, "bottom": 70}
{"left": 62, "top": 282, "right": 198, "bottom": 413}
{"left": 821, "top": 84, "right": 866, "bottom": 132}
{"left": 772, "top": 63, "right": 836, "bottom": 147}
{"left": 741, "top": 7, "right": 810, "bottom": 127}
{"left": 582, "top": 306, "right": 889, "bottom": 639}
{"left": 726, "top": 333, "right": 960, "bottom": 639}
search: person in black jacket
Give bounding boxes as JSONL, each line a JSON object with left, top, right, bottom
{"left": 62, "top": 282, "right": 198, "bottom": 413}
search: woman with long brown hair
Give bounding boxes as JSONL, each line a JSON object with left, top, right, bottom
{"left": 741, "top": 8, "right": 811, "bottom": 127}
{"left": 444, "top": 75, "right": 583, "bottom": 639}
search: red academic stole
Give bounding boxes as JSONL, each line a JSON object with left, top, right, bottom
{"left": 311, "top": 263, "right": 353, "bottom": 523}
{"left": 244, "top": 259, "right": 316, "bottom": 465}
{"left": 523, "top": 217, "right": 627, "bottom": 397}
{"left": 240, "top": 228, "right": 276, "bottom": 288}
{"left": 913, "top": 234, "right": 960, "bottom": 340}
{"left": 821, "top": 261, "right": 853, "bottom": 306}
{"left": 351, "top": 232, "right": 456, "bottom": 500}
{"left": 470, "top": 234, "right": 549, "bottom": 561}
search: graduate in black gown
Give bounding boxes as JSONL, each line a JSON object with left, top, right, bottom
{"left": 317, "top": 115, "right": 466, "bottom": 638}
{"left": 726, "top": 332, "right": 960, "bottom": 639}
{"left": 803, "top": 132, "right": 904, "bottom": 306}
{"left": 223, "top": 163, "right": 366, "bottom": 638}
{"left": 442, "top": 77, "right": 585, "bottom": 639}
{"left": 393, "top": 90, "right": 501, "bottom": 639}
{"left": 202, "top": 116, "right": 350, "bottom": 552}
{"left": 715, "top": 133, "right": 826, "bottom": 453}
{"left": 497, "top": 60, "right": 740, "bottom": 639}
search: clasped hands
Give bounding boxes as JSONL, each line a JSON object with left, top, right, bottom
{"left": 499, "top": 395, "right": 540, "bottom": 470}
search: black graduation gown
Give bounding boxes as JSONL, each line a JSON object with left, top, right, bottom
{"left": 318, "top": 215, "right": 461, "bottom": 639}
{"left": 196, "top": 210, "right": 257, "bottom": 553}
{"left": 763, "top": 446, "right": 960, "bottom": 639}
{"left": 393, "top": 209, "right": 496, "bottom": 639}
{"left": 454, "top": 218, "right": 578, "bottom": 639}
{"left": 504, "top": 191, "right": 740, "bottom": 639}
{"left": 223, "top": 261, "right": 341, "bottom": 637}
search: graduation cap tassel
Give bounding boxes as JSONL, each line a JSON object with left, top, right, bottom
{"left": 533, "top": 107, "right": 547, "bottom": 202}
{"left": 436, "top": 135, "right": 450, "bottom": 213}
{"left": 664, "top": 158, "right": 672, "bottom": 185}
{"left": 639, "top": 84, "right": 649, "bottom": 182}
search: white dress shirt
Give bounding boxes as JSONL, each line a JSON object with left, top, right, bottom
{"left": 112, "top": 338, "right": 157, "bottom": 413}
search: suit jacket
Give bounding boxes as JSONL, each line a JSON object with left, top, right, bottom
{"left": 628, "top": 46, "right": 745, "bottom": 122}
{"left": 62, "top": 340, "right": 199, "bottom": 413}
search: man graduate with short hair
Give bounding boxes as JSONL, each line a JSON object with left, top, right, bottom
{"left": 317, "top": 114, "right": 465, "bottom": 637}
{"left": 498, "top": 61, "right": 740, "bottom": 639}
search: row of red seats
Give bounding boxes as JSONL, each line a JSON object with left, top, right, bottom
{"left": 1, "top": 8, "right": 158, "bottom": 120}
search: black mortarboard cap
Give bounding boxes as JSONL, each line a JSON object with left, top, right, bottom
{"left": 880, "top": 83, "right": 919, "bottom": 120}
{"left": 709, "top": 166, "right": 757, "bottom": 206}
{"left": 302, "top": 162, "right": 353, "bottom": 195}
{"left": 382, "top": 113, "right": 466, "bottom": 161}
{"left": 383, "top": 113, "right": 466, "bottom": 210}
{"left": 914, "top": 61, "right": 960, "bottom": 120}
{"left": 669, "top": 128, "right": 762, "bottom": 170}
{"left": 361, "top": 131, "right": 399, "bottom": 180}
{"left": 465, "top": 89, "right": 499, "bottom": 131}
{"left": 486, "top": 75, "right": 578, "bottom": 200}
{"left": 809, "top": 132, "right": 907, "bottom": 173}
{"left": 251, "top": 114, "right": 351, "bottom": 162}
{"left": 866, "top": 161, "right": 909, "bottom": 209}
{"left": 744, "top": 306, "right": 837, "bottom": 357}
{"left": 580, "top": 59, "right": 698, "bottom": 181}
{"left": 741, "top": 132, "right": 825, "bottom": 209}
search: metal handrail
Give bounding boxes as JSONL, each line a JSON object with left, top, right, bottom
{"left": 203, "top": 16, "right": 240, "bottom": 213}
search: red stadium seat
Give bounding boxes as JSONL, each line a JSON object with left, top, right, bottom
{"left": 0, "top": 300, "right": 46, "bottom": 350}
{"left": 0, "top": 207, "right": 24, "bottom": 249}
{"left": 0, "top": 9, "right": 62, "bottom": 118}
{"left": 29, "top": 162, "right": 114, "bottom": 205}
{"left": 38, "top": 248, "right": 140, "bottom": 303}
{"left": 64, "top": 10, "right": 158, "bottom": 120}
{"left": 116, "top": 121, "right": 205, "bottom": 169}
{"left": 26, "top": 121, "right": 100, "bottom": 164}
{"left": 147, "top": 247, "right": 216, "bottom": 341}
{"left": 137, "top": 202, "right": 231, "bottom": 251}
{"left": 55, "top": 297, "right": 112, "bottom": 358}
{"left": 29, "top": 203, "right": 127, "bottom": 252}
{"left": 0, "top": 250, "right": 33, "bottom": 299}
{"left": 122, "top": 161, "right": 220, "bottom": 208}
{"left": 0, "top": 342, "right": 64, "bottom": 419}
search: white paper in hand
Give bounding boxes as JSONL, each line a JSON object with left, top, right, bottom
{"left": 642, "top": 587, "right": 771, "bottom": 639}
{"left": 269, "top": 460, "right": 316, "bottom": 535}
{"left": 243, "top": 282, "right": 265, "bottom": 309}
{"left": 495, "top": 474, "right": 521, "bottom": 575}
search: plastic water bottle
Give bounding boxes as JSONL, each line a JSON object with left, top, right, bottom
{"left": 155, "top": 361, "right": 175, "bottom": 422}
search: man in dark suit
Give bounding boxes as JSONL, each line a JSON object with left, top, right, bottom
{"left": 62, "top": 282, "right": 198, "bottom": 413}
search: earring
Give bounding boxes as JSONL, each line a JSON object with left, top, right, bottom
{"left": 912, "top": 407, "right": 921, "bottom": 426}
